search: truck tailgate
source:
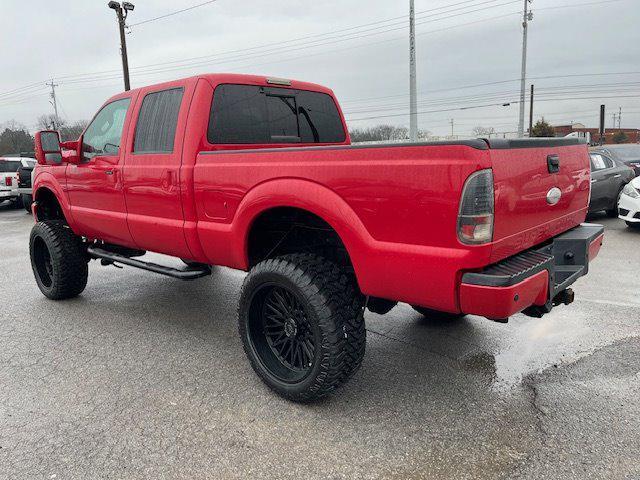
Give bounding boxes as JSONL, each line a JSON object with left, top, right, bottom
{"left": 488, "top": 139, "right": 591, "bottom": 263}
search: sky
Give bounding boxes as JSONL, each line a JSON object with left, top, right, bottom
{"left": 0, "top": 0, "right": 639, "bottom": 137}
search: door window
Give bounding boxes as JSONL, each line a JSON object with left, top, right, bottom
{"left": 590, "top": 154, "right": 608, "bottom": 171}
{"left": 82, "top": 98, "right": 131, "bottom": 160}
{"left": 134, "top": 88, "right": 184, "bottom": 153}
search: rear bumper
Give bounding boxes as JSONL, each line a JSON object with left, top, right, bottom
{"left": 459, "top": 223, "right": 604, "bottom": 320}
{"left": 0, "top": 190, "right": 18, "bottom": 199}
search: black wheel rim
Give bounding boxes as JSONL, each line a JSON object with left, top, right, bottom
{"left": 247, "top": 284, "right": 317, "bottom": 383}
{"left": 33, "top": 236, "right": 53, "bottom": 288}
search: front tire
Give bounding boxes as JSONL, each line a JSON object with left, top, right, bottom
{"left": 29, "top": 220, "right": 88, "bottom": 300}
{"left": 238, "top": 254, "right": 365, "bottom": 402}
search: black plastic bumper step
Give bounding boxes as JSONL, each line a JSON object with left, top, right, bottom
{"left": 462, "top": 250, "right": 554, "bottom": 287}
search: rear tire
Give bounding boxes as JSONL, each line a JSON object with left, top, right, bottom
{"left": 22, "top": 194, "right": 33, "bottom": 213}
{"left": 13, "top": 196, "right": 23, "bottom": 209}
{"left": 29, "top": 220, "right": 88, "bottom": 300}
{"left": 411, "top": 305, "right": 464, "bottom": 321}
{"left": 238, "top": 254, "right": 365, "bottom": 402}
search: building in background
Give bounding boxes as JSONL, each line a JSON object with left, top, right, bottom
{"left": 553, "top": 123, "right": 640, "bottom": 144}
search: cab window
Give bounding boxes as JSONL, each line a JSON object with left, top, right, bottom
{"left": 82, "top": 98, "right": 131, "bottom": 161}
{"left": 208, "top": 84, "right": 346, "bottom": 144}
{"left": 133, "top": 88, "right": 184, "bottom": 153}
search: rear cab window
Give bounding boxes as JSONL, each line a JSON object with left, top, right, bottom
{"left": 208, "top": 84, "right": 346, "bottom": 145}
{"left": 0, "top": 161, "right": 22, "bottom": 172}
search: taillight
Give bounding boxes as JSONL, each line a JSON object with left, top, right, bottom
{"left": 457, "top": 169, "right": 494, "bottom": 245}
{"left": 5, "top": 176, "right": 12, "bottom": 186}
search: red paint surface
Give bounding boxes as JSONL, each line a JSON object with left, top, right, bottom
{"left": 459, "top": 271, "right": 550, "bottom": 319}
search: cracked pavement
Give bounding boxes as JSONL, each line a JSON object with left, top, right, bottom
{"left": 0, "top": 204, "right": 639, "bottom": 479}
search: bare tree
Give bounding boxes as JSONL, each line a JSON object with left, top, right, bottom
{"left": 349, "top": 124, "right": 430, "bottom": 143}
{"left": 36, "top": 115, "right": 88, "bottom": 141}
{"left": 472, "top": 126, "right": 496, "bottom": 138}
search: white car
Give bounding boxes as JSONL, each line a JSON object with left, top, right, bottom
{"left": 618, "top": 176, "right": 640, "bottom": 229}
{"left": 0, "top": 157, "right": 35, "bottom": 208}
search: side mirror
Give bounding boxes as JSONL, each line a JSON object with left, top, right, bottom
{"left": 34, "top": 130, "right": 62, "bottom": 165}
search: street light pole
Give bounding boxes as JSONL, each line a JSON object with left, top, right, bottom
{"left": 409, "top": 0, "right": 418, "bottom": 142}
{"left": 108, "top": 2, "right": 135, "bottom": 91}
{"left": 517, "top": 0, "right": 532, "bottom": 137}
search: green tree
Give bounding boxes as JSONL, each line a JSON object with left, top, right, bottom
{"left": 0, "top": 122, "right": 34, "bottom": 155}
{"left": 612, "top": 131, "right": 629, "bottom": 144}
{"left": 530, "top": 118, "right": 556, "bottom": 137}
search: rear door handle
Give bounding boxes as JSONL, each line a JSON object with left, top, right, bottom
{"left": 591, "top": 179, "right": 597, "bottom": 183}
{"left": 105, "top": 170, "right": 114, "bottom": 175}
{"left": 614, "top": 174, "right": 622, "bottom": 178}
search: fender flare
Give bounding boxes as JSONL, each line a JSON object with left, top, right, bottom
{"left": 232, "top": 178, "right": 376, "bottom": 278}
{"left": 33, "top": 172, "right": 76, "bottom": 230}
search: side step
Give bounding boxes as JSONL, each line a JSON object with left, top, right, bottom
{"left": 87, "top": 246, "right": 211, "bottom": 280}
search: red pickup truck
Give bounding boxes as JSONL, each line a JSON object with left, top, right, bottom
{"left": 30, "top": 73, "right": 603, "bottom": 401}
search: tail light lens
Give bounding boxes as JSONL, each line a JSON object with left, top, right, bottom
{"left": 457, "top": 169, "right": 494, "bottom": 245}
{"left": 5, "top": 176, "right": 12, "bottom": 186}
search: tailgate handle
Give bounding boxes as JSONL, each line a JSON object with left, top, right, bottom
{"left": 547, "top": 154, "right": 560, "bottom": 173}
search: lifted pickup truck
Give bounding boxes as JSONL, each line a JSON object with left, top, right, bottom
{"left": 30, "top": 73, "right": 603, "bottom": 401}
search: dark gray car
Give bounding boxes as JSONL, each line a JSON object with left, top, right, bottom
{"left": 591, "top": 144, "right": 640, "bottom": 176}
{"left": 588, "top": 151, "right": 635, "bottom": 216}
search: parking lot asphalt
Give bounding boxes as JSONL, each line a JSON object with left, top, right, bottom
{"left": 0, "top": 203, "right": 638, "bottom": 480}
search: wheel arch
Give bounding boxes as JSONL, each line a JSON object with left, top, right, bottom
{"left": 236, "top": 179, "right": 373, "bottom": 282}
{"left": 33, "top": 175, "right": 74, "bottom": 227}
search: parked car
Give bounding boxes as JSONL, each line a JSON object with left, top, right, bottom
{"left": 28, "top": 73, "right": 604, "bottom": 402}
{"left": 0, "top": 157, "right": 33, "bottom": 208}
{"left": 590, "top": 144, "right": 640, "bottom": 176}
{"left": 618, "top": 176, "right": 640, "bottom": 228}
{"left": 16, "top": 159, "right": 37, "bottom": 212}
{"left": 588, "top": 151, "right": 635, "bottom": 216}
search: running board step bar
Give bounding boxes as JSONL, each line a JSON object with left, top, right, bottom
{"left": 87, "top": 246, "right": 211, "bottom": 280}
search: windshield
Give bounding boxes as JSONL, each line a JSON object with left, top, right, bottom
{"left": 610, "top": 145, "right": 640, "bottom": 159}
{"left": 0, "top": 161, "right": 21, "bottom": 172}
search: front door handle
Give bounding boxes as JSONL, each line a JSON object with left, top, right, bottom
{"left": 614, "top": 174, "right": 622, "bottom": 178}
{"left": 104, "top": 170, "right": 114, "bottom": 175}
{"left": 591, "top": 179, "right": 597, "bottom": 184}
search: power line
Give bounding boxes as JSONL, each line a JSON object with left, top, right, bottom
{"left": 129, "top": 0, "right": 220, "bottom": 27}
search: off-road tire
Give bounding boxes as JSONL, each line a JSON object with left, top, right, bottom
{"left": 30, "top": 220, "right": 88, "bottom": 300}
{"left": 238, "top": 254, "right": 365, "bottom": 402}
{"left": 411, "top": 305, "right": 465, "bottom": 321}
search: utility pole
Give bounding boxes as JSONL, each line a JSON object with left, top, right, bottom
{"left": 108, "top": 2, "right": 135, "bottom": 91}
{"left": 409, "top": 0, "right": 418, "bottom": 142}
{"left": 599, "top": 104, "right": 605, "bottom": 145}
{"left": 528, "top": 84, "right": 534, "bottom": 136}
{"left": 46, "top": 79, "right": 59, "bottom": 130}
{"left": 449, "top": 118, "right": 454, "bottom": 137}
{"left": 612, "top": 112, "right": 618, "bottom": 129}
{"left": 618, "top": 106, "right": 622, "bottom": 129}
{"left": 517, "top": 0, "right": 533, "bottom": 138}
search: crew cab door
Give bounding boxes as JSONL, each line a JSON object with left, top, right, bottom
{"left": 66, "top": 95, "right": 136, "bottom": 246}
{"left": 122, "top": 83, "right": 192, "bottom": 258}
